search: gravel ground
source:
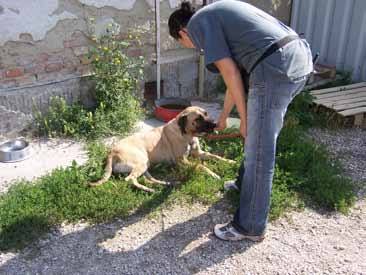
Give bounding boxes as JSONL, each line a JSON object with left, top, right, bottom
{"left": 307, "top": 127, "right": 366, "bottom": 198}
{"left": 0, "top": 127, "right": 365, "bottom": 274}
{"left": 0, "top": 200, "right": 365, "bottom": 274}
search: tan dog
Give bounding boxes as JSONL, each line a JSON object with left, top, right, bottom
{"left": 88, "top": 106, "right": 235, "bottom": 192}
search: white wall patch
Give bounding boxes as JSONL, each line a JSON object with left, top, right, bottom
{"left": 77, "top": 0, "right": 137, "bottom": 10}
{"left": 0, "top": 0, "right": 77, "bottom": 45}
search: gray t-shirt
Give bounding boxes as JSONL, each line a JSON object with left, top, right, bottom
{"left": 187, "top": 0, "right": 313, "bottom": 79}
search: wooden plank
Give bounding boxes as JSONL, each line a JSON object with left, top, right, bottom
{"left": 354, "top": 114, "right": 364, "bottom": 126}
{"left": 332, "top": 101, "right": 366, "bottom": 111}
{"left": 315, "top": 94, "right": 366, "bottom": 105}
{"left": 315, "top": 95, "right": 366, "bottom": 106}
{"left": 311, "top": 82, "right": 366, "bottom": 95}
{"left": 314, "top": 87, "right": 366, "bottom": 99}
{"left": 339, "top": 107, "right": 366, "bottom": 116}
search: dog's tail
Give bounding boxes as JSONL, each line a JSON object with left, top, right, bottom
{"left": 88, "top": 153, "right": 113, "bottom": 187}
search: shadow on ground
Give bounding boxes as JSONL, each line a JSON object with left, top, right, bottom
{"left": 0, "top": 198, "right": 256, "bottom": 274}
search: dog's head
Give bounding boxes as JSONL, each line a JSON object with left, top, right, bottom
{"left": 177, "top": 106, "right": 216, "bottom": 136}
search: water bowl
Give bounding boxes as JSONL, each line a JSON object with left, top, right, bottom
{"left": 0, "top": 138, "right": 31, "bottom": 163}
{"left": 154, "top": 97, "right": 191, "bottom": 122}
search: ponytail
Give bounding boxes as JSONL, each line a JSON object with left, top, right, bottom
{"left": 168, "top": 1, "right": 196, "bottom": 39}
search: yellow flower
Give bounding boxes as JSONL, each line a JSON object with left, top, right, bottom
{"left": 115, "top": 59, "right": 121, "bottom": 64}
{"left": 107, "top": 23, "right": 113, "bottom": 28}
{"left": 128, "top": 34, "right": 133, "bottom": 39}
{"left": 103, "top": 47, "right": 108, "bottom": 51}
{"left": 95, "top": 57, "right": 99, "bottom": 62}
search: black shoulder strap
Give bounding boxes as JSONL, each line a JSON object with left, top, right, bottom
{"left": 249, "top": 35, "right": 299, "bottom": 74}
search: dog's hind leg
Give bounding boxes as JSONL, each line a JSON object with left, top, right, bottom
{"left": 143, "top": 171, "right": 173, "bottom": 186}
{"left": 125, "top": 166, "right": 155, "bottom": 193}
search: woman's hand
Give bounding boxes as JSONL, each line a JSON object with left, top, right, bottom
{"left": 215, "top": 116, "right": 227, "bottom": 132}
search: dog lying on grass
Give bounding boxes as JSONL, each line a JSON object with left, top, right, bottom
{"left": 88, "top": 106, "right": 235, "bottom": 192}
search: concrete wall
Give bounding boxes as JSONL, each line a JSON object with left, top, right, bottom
{"left": 0, "top": 0, "right": 291, "bottom": 136}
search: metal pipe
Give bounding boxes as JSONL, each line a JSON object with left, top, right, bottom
{"left": 198, "top": 52, "right": 205, "bottom": 97}
{"left": 305, "top": 0, "right": 316, "bottom": 45}
{"left": 290, "top": 0, "right": 300, "bottom": 30}
{"left": 1, "top": 75, "right": 83, "bottom": 92}
{"left": 155, "top": 0, "right": 161, "bottom": 99}
{"left": 198, "top": 0, "right": 207, "bottom": 98}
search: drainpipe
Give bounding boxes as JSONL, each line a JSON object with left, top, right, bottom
{"left": 289, "top": 0, "right": 300, "bottom": 29}
{"left": 155, "top": 0, "right": 161, "bottom": 99}
{"left": 198, "top": 51, "right": 205, "bottom": 98}
{"left": 198, "top": 0, "right": 207, "bottom": 98}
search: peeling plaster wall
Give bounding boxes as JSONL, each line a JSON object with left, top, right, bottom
{"left": 0, "top": 0, "right": 77, "bottom": 46}
{"left": 77, "top": 0, "right": 203, "bottom": 10}
{"left": 0, "top": 0, "right": 291, "bottom": 136}
{"left": 77, "top": 0, "right": 138, "bottom": 10}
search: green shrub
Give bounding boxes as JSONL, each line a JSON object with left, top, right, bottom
{"left": 33, "top": 23, "right": 144, "bottom": 139}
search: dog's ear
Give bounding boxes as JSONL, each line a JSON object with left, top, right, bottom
{"left": 178, "top": 115, "right": 187, "bottom": 135}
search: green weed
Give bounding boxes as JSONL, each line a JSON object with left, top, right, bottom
{"left": 33, "top": 24, "right": 144, "bottom": 139}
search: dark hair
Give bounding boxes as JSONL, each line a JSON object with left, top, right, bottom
{"left": 168, "top": 1, "right": 196, "bottom": 40}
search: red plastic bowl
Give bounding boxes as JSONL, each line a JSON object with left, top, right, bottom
{"left": 154, "top": 97, "right": 191, "bottom": 122}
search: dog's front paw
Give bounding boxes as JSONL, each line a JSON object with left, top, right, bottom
{"left": 215, "top": 174, "right": 222, "bottom": 180}
{"left": 210, "top": 173, "right": 221, "bottom": 180}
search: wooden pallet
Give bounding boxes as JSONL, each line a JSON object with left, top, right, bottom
{"left": 310, "top": 82, "right": 366, "bottom": 126}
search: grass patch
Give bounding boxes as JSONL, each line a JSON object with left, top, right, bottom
{"left": 0, "top": 124, "right": 355, "bottom": 251}
{"left": 276, "top": 126, "right": 355, "bottom": 213}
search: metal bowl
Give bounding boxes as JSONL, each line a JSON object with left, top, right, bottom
{"left": 0, "top": 139, "right": 31, "bottom": 163}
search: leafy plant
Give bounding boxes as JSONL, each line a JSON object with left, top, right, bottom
{"left": 33, "top": 97, "right": 94, "bottom": 138}
{"left": 33, "top": 22, "right": 144, "bottom": 139}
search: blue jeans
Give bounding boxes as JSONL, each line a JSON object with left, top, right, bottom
{"left": 231, "top": 60, "right": 308, "bottom": 236}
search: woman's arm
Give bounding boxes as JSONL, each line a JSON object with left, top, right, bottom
{"left": 216, "top": 89, "right": 235, "bottom": 131}
{"left": 214, "top": 57, "right": 247, "bottom": 137}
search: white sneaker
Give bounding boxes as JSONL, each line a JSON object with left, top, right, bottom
{"left": 224, "top": 180, "right": 239, "bottom": 191}
{"left": 214, "top": 222, "right": 265, "bottom": 242}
